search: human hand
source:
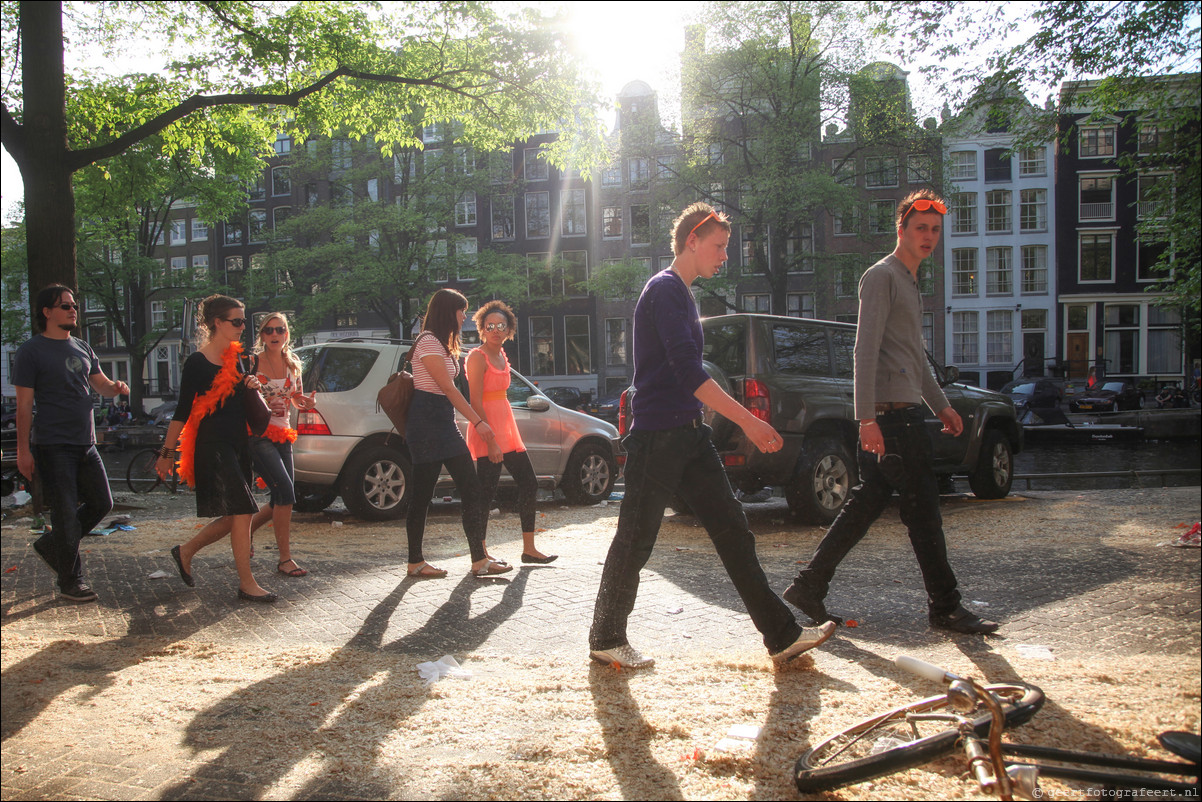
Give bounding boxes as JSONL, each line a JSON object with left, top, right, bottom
{"left": 268, "top": 396, "right": 288, "bottom": 416}
{"left": 17, "top": 451, "right": 34, "bottom": 480}
{"left": 938, "top": 406, "right": 963, "bottom": 437}
{"left": 859, "top": 420, "right": 885, "bottom": 457}
{"left": 293, "top": 390, "right": 317, "bottom": 410}
{"left": 113, "top": 380, "right": 130, "bottom": 396}
{"left": 245, "top": 375, "right": 262, "bottom": 391}
{"left": 487, "top": 440, "right": 503, "bottom": 464}
{"left": 743, "top": 416, "right": 782, "bottom": 454}
{"left": 476, "top": 421, "right": 495, "bottom": 441}
{"left": 155, "top": 455, "right": 175, "bottom": 480}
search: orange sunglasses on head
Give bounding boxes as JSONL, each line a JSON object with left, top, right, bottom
{"left": 900, "top": 198, "right": 947, "bottom": 225}
{"left": 687, "top": 210, "right": 727, "bottom": 239}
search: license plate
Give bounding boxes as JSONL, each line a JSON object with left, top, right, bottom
{"left": 1078, "top": 403, "right": 1094, "bottom": 410}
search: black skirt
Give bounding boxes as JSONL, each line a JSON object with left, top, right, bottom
{"left": 193, "top": 437, "right": 258, "bottom": 518}
{"left": 405, "top": 390, "right": 469, "bottom": 465}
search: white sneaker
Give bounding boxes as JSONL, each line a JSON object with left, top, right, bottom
{"left": 590, "top": 644, "right": 654, "bottom": 669}
{"left": 771, "top": 621, "right": 837, "bottom": 664}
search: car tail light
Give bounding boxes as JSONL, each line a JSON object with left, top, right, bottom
{"left": 743, "top": 379, "right": 771, "bottom": 422}
{"left": 297, "top": 410, "right": 332, "bottom": 436}
{"left": 618, "top": 389, "right": 631, "bottom": 435}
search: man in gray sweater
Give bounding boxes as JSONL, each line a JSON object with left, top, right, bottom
{"left": 781, "top": 189, "right": 998, "bottom": 635}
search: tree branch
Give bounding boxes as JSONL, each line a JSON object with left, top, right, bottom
{"left": 0, "top": 103, "right": 26, "bottom": 165}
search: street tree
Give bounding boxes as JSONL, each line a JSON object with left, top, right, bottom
{"left": 884, "top": 0, "right": 1201, "bottom": 314}
{"left": 0, "top": 0, "right": 604, "bottom": 328}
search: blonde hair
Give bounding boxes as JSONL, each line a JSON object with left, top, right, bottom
{"left": 253, "top": 312, "right": 302, "bottom": 375}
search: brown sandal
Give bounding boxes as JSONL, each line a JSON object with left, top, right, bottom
{"left": 277, "top": 559, "right": 308, "bottom": 577}
{"left": 407, "top": 561, "right": 448, "bottom": 579}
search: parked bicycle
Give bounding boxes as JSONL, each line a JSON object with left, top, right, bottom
{"left": 126, "top": 447, "right": 179, "bottom": 494}
{"left": 795, "top": 656, "right": 1199, "bottom": 799}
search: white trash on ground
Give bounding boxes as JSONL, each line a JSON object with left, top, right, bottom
{"left": 416, "top": 655, "right": 472, "bottom": 684}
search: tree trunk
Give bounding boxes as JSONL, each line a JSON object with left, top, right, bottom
{"left": 18, "top": 0, "right": 77, "bottom": 319}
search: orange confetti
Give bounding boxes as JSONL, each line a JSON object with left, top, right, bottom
{"left": 845, "top": 619, "right": 859, "bottom": 628}
{"left": 5, "top": 565, "right": 16, "bottom": 573}
{"left": 309, "top": 702, "right": 320, "bottom": 706}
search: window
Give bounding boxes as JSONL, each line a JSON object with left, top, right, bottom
{"left": 835, "top": 260, "right": 859, "bottom": 298}
{"left": 525, "top": 192, "right": 551, "bottom": 238}
{"left": 529, "top": 317, "right": 554, "bottom": 375}
{"left": 907, "top": 154, "right": 932, "bottom": 184}
{"left": 87, "top": 320, "right": 109, "bottom": 349}
{"left": 658, "top": 256, "right": 674, "bottom": 272}
{"left": 833, "top": 206, "right": 860, "bottom": 236}
{"left": 248, "top": 209, "right": 267, "bottom": 242}
{"left": 833, "top": 158, "right": 855, "bottom": 187}
{"left": 489, "top": 151, "right": 512, "bottom": 184}
{"left": 331, "top": 183, "right": 354, "bottom": 207}
{"left": 1137, "top": 174, "right": 1170, "bottom": 219}
{"left": 1022, "top": 309, "right": 1047, "bottom": 331}
{"left": 741, "top": 293, "right": 771, "bottom": 313}
{"left": 952, "top": 311, "right": 978, "bottom": 364}
{"left": 306, "top": 183, "right": 320, "bottom": 207}
{"left": 949, "top": 151, "right": 976, "bottom": 180}
{"left": 952, "top": 248, "right": 978, "bottom": 296}
{"left": 602, "top": 206, "right": 622, "bottom": 239}
{"left": 273, "top": 208, "right": 291, "bottom": 233}
{"left": 331, "top": 139, "right": 352, "bottom": 170}
{"left": 627, "top": 158, "right": 650, "bottom": 190}
{"left": 1103, "top": 305, "right": 1139, "bottom": 374}
{"left": 524, "top": 147, "right": 549, "bottom": 181}
{"left": 786, "top": 223, "right": 813, "bottom": 273}
{"left": 985, "top": 189, "right": 1011, "bottom": 233}
{"left": 190, "top": 254, "right": 208, "bottom": 282}
{"left": 271, "top": 166, "right": 290, "bottom": 197}
{"left": 601, "top": 164, "right": 621, "bottom": 187}
{"left": 491, "top": 195, "right": 515, "bottom": 241}
{"left": 786, "top": 293, "right": 815, "bottom": 318}
{"left": 923, "top": 312, "right": 934, "bottom": 355}
{"left": 1020, "top": 245, "right": 1048, "bottom": 294}
{"left": 986, "top": 310, "right": 1012, "bottom": 364}
{"left": 170, "top": 220, "right": 187, "bottom": 245}
{"left": 1079, "top": 232, "right": 1114, "bottom": 282}
{"left": 151, "top": 300, "right": 168, "bottom": 328}
{"left": 1138, "top": 122, "right": 1173, "bottom": 154}
{"left": 367, "top": 178, "right": 379, "bottom": 202}
{"left": 741, "top": 225, "right": 765, "bottom": 271}
{"left": 1019, "top": 147, "right": 1046, "bottom": 176}
{"left": 983, "top": 148, "right": 1011, "bottom": 182}
{"left": 249, "top": 174, "right": 265, "bottom": 202}
{"left": 986, "top": 247, "right": 1012, "bottom": 295}
{"left": 706, "top": 142, "right": 724, "bottom": 166}
{"left": 1137, "top": 235, "right": 1169, "bottom": 282}
{"left": 565, "top": 315, "right": 591, "bottom": 374}
{"left": 562, "top": 250, "right": 588, "bottom": 296}
{"left": 422, "top": 122, "right": 443, "bottom": 144}
{"left": 1079, "top": 175, "right": 1115, "bottom": 220}
{"left": 1019, "top": 189, "right": 1047, "bottom": 232}
{"left": 951, "top": 192, "right": 977, "bottom": 234}
{"left": 191, "top": 219, "right": 208, "bottom": 241}
{"left": 630, "top": 205, "right": 650, "bottom": 245}
{"left": 1147, "top": 305, "right": 1182, "bottom": 374}
{"left": 655, "top": 155, "right": 675, "bottom": 179}
{"left": 454, "top": 147, "right": 473, "bottom": 175}
{"left": 605, "top": 318, "right": 627, "bottom": 366}
{"left": 273, "top": 135, "right": 291, "bottom": 155}
{"left": 224, "top": 223, "right": 243, "bottom": 245}
{"left": 1079, "top": 125, "right": 1116, "bottom": 157}
{"left": 424, "top": 148, "right": 444, "bottom": 176}
{"left": 772, "top": 325, "right": 829, "bottom": 375}
{"left": 869, "top": 200, "right": 895, "bottom": 234}
{"left": 224, "top": 256, "right": 243, "bottom": 273}
{"left": 561, "top": 189, "right": 586, "bottom": 236}
{"left": 455, "top": 192, "right": 477, "bottom": 227}
{"left": 864, "top": 156, "right": 898, "bottom": 188}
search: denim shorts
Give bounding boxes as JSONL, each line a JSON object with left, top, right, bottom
{"left": 249, "top": 436, "right": 296, "bottom": 507}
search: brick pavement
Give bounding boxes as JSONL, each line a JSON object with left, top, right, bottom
{"left": 2, "top": 486, "right": 1199, "bottom": 800}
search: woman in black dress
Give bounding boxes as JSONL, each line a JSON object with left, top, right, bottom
{"left": 156, "top": 295, "right": 275, "bottom": 602}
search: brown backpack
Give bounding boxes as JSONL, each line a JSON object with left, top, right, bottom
{"left": 376, "top": 333, "right": 442, "bottom": 439}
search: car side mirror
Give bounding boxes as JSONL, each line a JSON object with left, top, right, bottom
{"left": 940, "top": 365, "right": 960, "bottom": 387}
{"left": 527, "top": 395, "right": 551, "bottom": 412}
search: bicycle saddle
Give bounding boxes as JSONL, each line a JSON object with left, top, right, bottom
{"left": 1158, "top": 731, "right": 1201, "bottom": 765}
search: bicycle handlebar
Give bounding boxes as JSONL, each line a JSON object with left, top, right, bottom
{"left": 896, "top": 655, "right": 965, "bottom": 685}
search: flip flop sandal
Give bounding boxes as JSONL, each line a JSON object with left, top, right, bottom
{"left": 407, "top": 561, "right": 448, "bottom": 579}
{"left": 278, "top": 560, "right": 308, "bottom": 577}
{"left": 472, "top": 559, "right": 513, "bottom": 577}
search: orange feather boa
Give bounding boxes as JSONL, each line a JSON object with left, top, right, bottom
{"left": 261, "top": 423, "right": 298, "bottom": 443}
{"left": 175, "top": 341, "right": 245, "bottom": 488}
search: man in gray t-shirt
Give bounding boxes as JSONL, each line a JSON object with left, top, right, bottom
{"left": 14, "top": 285, "right": 129, "bottom": 603}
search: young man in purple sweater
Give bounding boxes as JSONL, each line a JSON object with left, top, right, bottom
{"left": 589, "top": 203, "right": 836, "bottom": 669}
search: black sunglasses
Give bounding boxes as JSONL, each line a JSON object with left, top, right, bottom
{"left": 224, "top": 317, "right": 247, "bottom": 328}
{"left": 55, "top": 303, "right": 80, "bottom": 311}
{"left": 261, "top": 326, "right": 288, "bottom": 335}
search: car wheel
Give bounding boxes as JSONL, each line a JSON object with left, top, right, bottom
{"left": 787, "top": 436, "right": 857, "bottom": 525}
{"left": 967, "top": 429, "right": 1013, "bottom": 500}
{"left": 340, "top": 445, "right": 411, "bottom": 520}
{"left": 561, "top": 442, "right": 615, "bottom": 505}
{"left": 293, "top": 488, "right": 338, "bottom": 513}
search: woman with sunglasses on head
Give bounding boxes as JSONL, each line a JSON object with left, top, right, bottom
{"left": 155, "top": 294, "right": 276, "bottom": 602}
{"left": 405, "top": 289, "right": 509, "bottom": 578}
{"left": 244, "top": 313, "right": 317, "bottom": 577}
{"left": 466, "top": 301, "right": 556, "bottom": 564}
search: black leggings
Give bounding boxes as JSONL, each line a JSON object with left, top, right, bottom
{"left": 476, "top": 450, "right": 538, "bottom": 533}
{"left": 406, "top": 453, "right": 486, "bottom": 564}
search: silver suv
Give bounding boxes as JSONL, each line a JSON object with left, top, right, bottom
{"left": 291, "top": 339, "right": 620, "bottom": 520}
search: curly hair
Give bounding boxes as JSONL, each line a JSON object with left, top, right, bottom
{"left": 195, "top": 294, "right": 244, "bottom": 348}
{"left": 472, "top": 300, "right": 517, "bottom": 342}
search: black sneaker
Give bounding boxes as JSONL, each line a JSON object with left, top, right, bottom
{"left": 929, "top": 605, "right": 998, "bottom": 635}
{"left": 782, "top": 581, "right": 844, "bottom": 626}
{"left": 59, "top": 582, "right": 99, "bottom": 603}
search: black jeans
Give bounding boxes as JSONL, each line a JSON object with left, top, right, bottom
{"left": 795, "top": 406, "right": 961, "bottom": 616}
{"left": 406, "top": 453, "right": 486, "bottom": 564}
{"left": 33, "top": 444, "right": 113, "bottom": 590}
{"left": 590, "top": 423, "right": 801, "bottom": 653}
{"left": 476, "top": 450, "right": 537, "bottom": 534}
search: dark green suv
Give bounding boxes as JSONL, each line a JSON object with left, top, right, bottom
{"left": 620, "top": 314, "right": 1022, "bottom": 524}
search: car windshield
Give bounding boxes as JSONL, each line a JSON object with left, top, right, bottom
{"left": 1006, "top": 383, "right": 1036, "bottom": 394}
{"left": 1101, "top": 382, "right": 1125, "bottom": 393}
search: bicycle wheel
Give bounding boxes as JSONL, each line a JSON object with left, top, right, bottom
{"left": 126, "top": 448, "right": 162, "bottom": 494}
{"left": 795, "top": 682, "right": 1044, "bottom": 792}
